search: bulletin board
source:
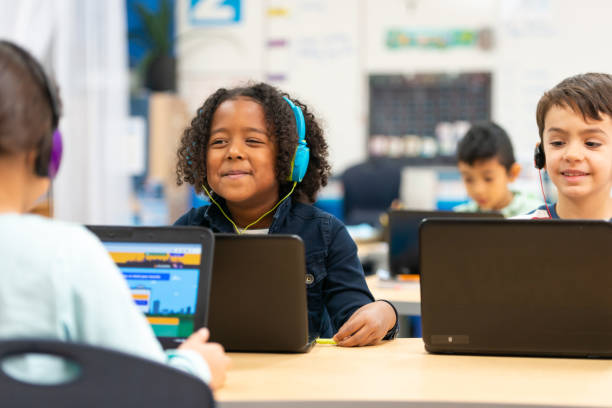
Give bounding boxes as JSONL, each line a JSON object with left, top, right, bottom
{"left": 367, "top": 73, "right": 492, "bottom": 164}
{"left": 368, "top": 73, "right": 491, "bottom": 148}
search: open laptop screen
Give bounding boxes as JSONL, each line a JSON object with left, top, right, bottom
{"left": 101, "top": 241, "right": 202, "bottom": 339}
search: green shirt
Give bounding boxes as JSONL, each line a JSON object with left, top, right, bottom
{"left": 454, "top": 191, "right": 543, "bottom": 218}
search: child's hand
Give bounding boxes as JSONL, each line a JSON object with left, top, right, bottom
{"left": 332, "top": 301, "right": 397, "bottom": 347}
{"left": 179, "top": 328, "right": 231, "bottom": 390}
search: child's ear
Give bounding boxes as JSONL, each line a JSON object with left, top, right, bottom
{"left": 508, "top": 162, "right": 521, "bottom": 182}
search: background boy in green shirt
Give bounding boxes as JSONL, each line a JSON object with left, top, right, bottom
{"left": 454, "top": 121, "right": 542, "bottom": 217}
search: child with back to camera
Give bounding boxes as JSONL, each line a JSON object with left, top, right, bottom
{"left": 516, "top": 73, "right": 612, "bottom": 220}
{"left": 0, "top": 40, "right": 229, "bottom": 388}
{"left": 175, "top": 83, "right": 398, "bottom": 346}
{"left": 454, "top": 121, "right": 542, "bottom": 217}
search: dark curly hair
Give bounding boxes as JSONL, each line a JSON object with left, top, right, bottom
{"left": 176, "top": 82, "right": 331, "bottom": 203}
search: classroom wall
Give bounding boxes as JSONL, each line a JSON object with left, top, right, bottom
{"left": 176, "top": 0, "right": 363, "bottom": 174}
{"left": 176, "top": 0, "right": 612, "bottom": 180}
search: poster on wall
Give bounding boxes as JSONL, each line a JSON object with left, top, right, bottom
{"left": 386, "top": 28, "right": 493, "bottom": 51}
{"left": 188, "top": 0, "right": 241, "bottom": 26}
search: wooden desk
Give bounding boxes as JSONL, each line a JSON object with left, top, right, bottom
{"left": 217, "top": 338, "right": 612, "bottom": 408}
{"left": 366, "top": 275, "right": 421, "bottom": 316}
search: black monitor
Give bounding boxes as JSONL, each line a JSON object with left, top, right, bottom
{"left": 388, "top": 209, "right": 503, "bottom": 276}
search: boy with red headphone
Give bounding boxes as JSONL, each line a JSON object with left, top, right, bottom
{"left": 515, "top": 73, "right": 612, "bottom": 220}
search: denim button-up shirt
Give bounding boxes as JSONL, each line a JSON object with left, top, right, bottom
{"left": 175, "top": 196, "right": 398, "bottom": 340}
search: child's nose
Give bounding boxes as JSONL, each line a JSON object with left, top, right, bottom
{"left": 226, "top": 141, "right": 245, "bottom": 160}
{"left": 472, "top": 181, "right": 486, "bottom": 195}
{"left": 563, "top": 141, "right": 584, "bottom": 161}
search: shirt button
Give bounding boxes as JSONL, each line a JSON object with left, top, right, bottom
{"left": 305, "top": 274, "right": 315, "bottom": 284}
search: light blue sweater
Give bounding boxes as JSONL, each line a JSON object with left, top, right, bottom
{"left": 0, "top": 213, "right": 210, "bottom": 384}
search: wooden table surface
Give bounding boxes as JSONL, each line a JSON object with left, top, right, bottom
{"left": 217, "top": 338, "right": 612, "bottom": 408}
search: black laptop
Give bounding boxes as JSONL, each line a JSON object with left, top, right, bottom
{"left": 388, "top": 209, "right": 503, "bottom": 276}
{"left": 87, "top": 226, "right": 214, "bottom": 349}
{"left": 207, "top": 234, "right": 314, "bottom": 353}
{"left": 420, "top": 219, "right": 612, "bottom": 358}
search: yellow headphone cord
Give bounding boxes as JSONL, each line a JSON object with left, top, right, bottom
{"left": 201, "top": 182, "right": 297, "bottom": 234}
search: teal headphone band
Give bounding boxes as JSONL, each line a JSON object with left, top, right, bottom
{"left": 283, "top": 96, "right": 309, "bottom": 182}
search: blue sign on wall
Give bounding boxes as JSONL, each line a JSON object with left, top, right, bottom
{"left": 188, "top": 0, "right": 241, "bottom": 26}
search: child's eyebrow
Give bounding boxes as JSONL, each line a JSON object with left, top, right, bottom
{"left": 546, "top": 127, "right": 568, "bottom": 134}
{"left": 243, "top": 127, "right": 268, "bottom": 135}
{"left": 546, "top": 127, "right": 608, "bottom": 137}
{"left": 209, "top": 127, "right": 269, "bottom": 137}
{"left": 579, "top": 127, "right": 607, "bottom": 137}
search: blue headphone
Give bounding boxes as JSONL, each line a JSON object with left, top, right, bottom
{"left": 283, "top": 96, "right": 309, "bottom": 183}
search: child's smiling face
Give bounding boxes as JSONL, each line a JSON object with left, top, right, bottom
{"left": 206, "top": 97, "right": 279, "bottom": 208}
{"left": 542, "top": 105, "right": 612, "bottom": 202}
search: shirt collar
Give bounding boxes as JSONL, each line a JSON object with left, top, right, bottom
{"left": 203, "top": 194, "right": 236, "bottom": 232}
{"left": 547, "top": 203, "right": 612, "bottom": 221}
{"left": 549, "top": 203, "right": 559, "bottom": 219}
{"left": 269, "top": 195, "right": 293, "bottom": 233}
{"left": 203, "top": 193, "right": 294, "bottom": 233}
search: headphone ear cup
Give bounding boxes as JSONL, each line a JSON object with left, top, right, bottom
{"left": 290, "top": 142, "right": 310, "bottom": 182}
{"left": 33, "top": 130, "right": 63, "bottom": 178}
{"left": 534, "top": 144, "right": 546, "bottom": 169}
{"left": 283, "top": 96, "right": 310, "bottom": 183}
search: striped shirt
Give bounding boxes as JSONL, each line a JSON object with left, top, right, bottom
{"left": 512, "top": 204, "right": 555, "bottom": 219}
{"left": 513, "top": 204, "right": 612, "bottom": 220}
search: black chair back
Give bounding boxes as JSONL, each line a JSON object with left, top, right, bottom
{"left": 0, "top": 339, "right": 214, "bottom": 408}
{"left": 342, "top": 159, "right": 402, "bottom": 226}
